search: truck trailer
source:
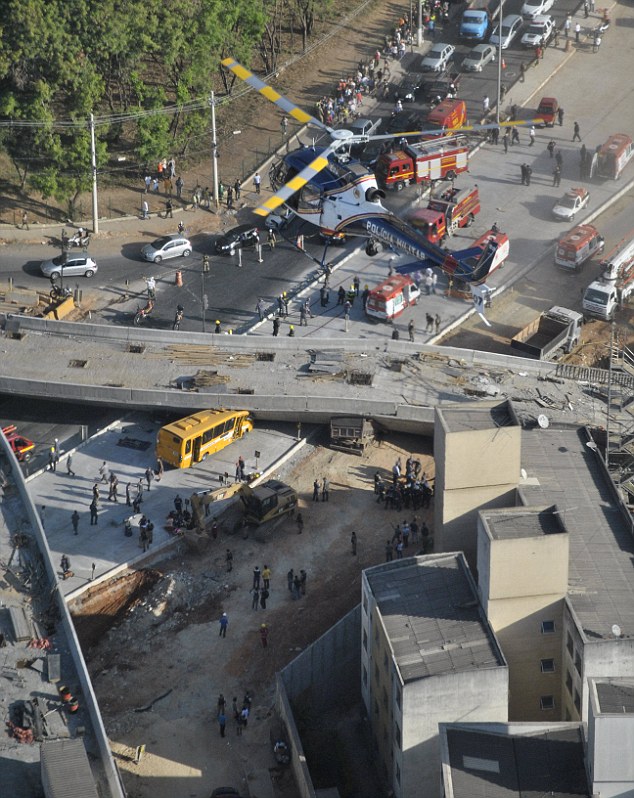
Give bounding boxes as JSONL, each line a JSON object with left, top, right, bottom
{"left": 510, "top": 306, "right": 583, "bottom": 360}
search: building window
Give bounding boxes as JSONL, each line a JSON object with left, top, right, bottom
{"left": 574, "top": 652, "right": 582, "bottom": 676}
{"left": 396, "top": 687, "right": 402, "bottom": 710}
{"left": 395, "top": 722, "right": 401, "bottom": 749}
{"left": 566, "top": 670, "right": 573, "bottom": 695}
{"left": 363, "top": 666, "right": 368, "bottom": 687}
{"left": 574, "top": 690, "right": 581, "bottom": 713}
{"left": 541, "top": 620, "right": 555, "bottom": 634}
{"left": 540, "top": 695, "right": 555, "bottom": 710}
{"left": 363, "top": 630, "right": 368, "bottom": 652}
{"left": 396, "top": 764, "right": 401, "bottom": 785}
{"left": 540, "top": 658, "right": 555, "bottom": 673}
{"left": 566, "top": 632, "right": 574, "bottom": 656}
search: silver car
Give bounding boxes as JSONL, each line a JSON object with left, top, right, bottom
{"left": 40, "top": 253, "right": 98, "bottom": 279}
{"left": 141, "top": 234, "right": 192, "bottom": 263}
{"left": 463, "top": 43, "right": 497, "bottom": 72}
{"left": 421, "top": 43, "right": 455, "bottom": 72}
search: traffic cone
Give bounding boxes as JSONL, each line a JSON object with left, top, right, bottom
{"left": 502, "top": 58, "right": 506, "bottom": 70}
{"left": 175, "top": 270, "right": 183, "bottom": 287}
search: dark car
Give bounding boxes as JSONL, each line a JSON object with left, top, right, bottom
{"left": 215, "top": 225, "right": 260, "bottom": 255}
{"left": 394, "top": 75, "right": 424, "bottom": 103}
{"left": 420, "top": 76, "right": 460, "bottom": 105}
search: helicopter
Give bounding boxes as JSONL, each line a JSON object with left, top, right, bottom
{"left": 221, "top": 57, "right": 543, "bottom": 287}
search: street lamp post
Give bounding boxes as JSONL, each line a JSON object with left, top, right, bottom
{"left": 210, "top": 92, "right": 219, "bottom": 210}
{"left": 496, "top": 0, "right": 504, "bottom": 125}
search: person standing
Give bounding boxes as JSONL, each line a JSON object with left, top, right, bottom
{"left": 145, "top": 466, "right": 154, "bottom": 491}
{"left": 482, "top": 95, "right": 490, "bottom": 116}
{"left": 299, "top": 569, "right": 307, "bottom": 595}
{"left": 574, "top": 22, "right": 581, "bottom": 43}
{"left": 90, "top": 499, "right": 99, "bottom": 526}
{"left": 287, "top": 568, "right": 294, "bottom": 592}
{"left": 267, "top": 228, "right": 276, "bottom": 249}
{"left": 572, "top": 121, "right": 581, "bottom": 142}
{"left": 99, "top": 461, "right": 108, "bottom": 483}
{"left": 234, "top": 179, "right": 242, "bottom": 200}
{"left": 525, "top": 164, "right": 532, "bottom": 186}
{"left": 564, "top": 14, "right": 571, "bottom": 38}
{"left": 547, "top": 140, "right": 556, "bottom": 158}
{"left": 226, "top": 185, "right": 234, "bottom": 209}
{"left": 322, "top": 477, "right": 330, "bottom": 502}
{"left": 519, "top": 62, "right": 526, "bottom": 83}
{"left": 296, "top": 513, "right": 304, "bottom": 534}
{"left": 48, "top": 447, "right": 57, "bottom": 472}
{"left": 529, "top": 126, "right": 536, "bottom": 147}
{"left": 553, "top": 165, "right": 562, "bottom": 186}
{"left": 218, "top": 711, "right": 226, "bottom": 737}
{"left": 259, "top": 589, "right": 269, "bottom": 609}
{"left": 260, "top": 623, "right": 269, "bottom": 647}
{"left": 66, "top": 454, "right": 75, "bottom": 476}
{"left": 253, "top": 172, "right": 261, "bottom": 194}
{"left": 253, "top": 566, "right": 261, "bottom": 590}
{"left": 313, "top": 479, "right": 320, "bottom": 502}
{"left": 251, "top": 587, "right": 260, "bottom": 610}
{"left": 408, "top": 319, "right": 415, "bottom": 342}
{"left": 165, "top": 199, "right": 173, "bottom": 218}
{"left": 272, "top": 317, "right": 280, "bottom": 337}
{"left": 175, "top": 176, "right": 183, "bottom": 199}
{"left": 502, "top": 130, "right": 509, "bottom": 154}
{"left": 262, "top": 565, "right": 271, "bottom": 590}
{"left": 281, "top": 115, "right": 289, "bottom": 136}
{"left": 71, "top": 510, "right": 80, "bottom": 535}
{"left": 219, "top": 613, "right": 228, "bottom": 637}
{"left": 351, "top": 531, "right": 357, "bottom": 556}
{"left": 435, "top": 314, "right": 441, "bottom": 334}
{"left": 21, "top": 210, "right": 29, "bottom": 230}
{"left": 226, "top": 549, "right": 233, "bottom": 572}
{"left": 142, "top": 200, "right": 149, "bottom": 220}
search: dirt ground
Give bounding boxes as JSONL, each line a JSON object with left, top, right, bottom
{"left": 82, "top": 432, "right": 434, "bottom": 798}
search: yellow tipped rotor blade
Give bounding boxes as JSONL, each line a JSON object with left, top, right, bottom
{"left": 221, "top": 58, "right": 325, "bottom": 130}
{"left": 253, "top": 151, "right": 333, "bottom": 217}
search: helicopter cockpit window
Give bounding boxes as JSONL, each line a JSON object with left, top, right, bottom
{"left": 297, "top": 183, "right": 322, "bottom": 210}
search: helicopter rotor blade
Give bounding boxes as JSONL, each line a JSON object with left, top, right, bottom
{"left": 368, "top": 117, "right": 546, "bottom": 143}
{"left": 221, "top": 58, "right": 328, "bottom": 132}
{"left": 253, "top": 143, "right": 340, "bottom": 216}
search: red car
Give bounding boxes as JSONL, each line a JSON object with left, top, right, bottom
{"left": 2, "top": 426, "right": 35, "bottom": 461}
{"left": 537, "top": 96, "right": 559, "bottom": 127}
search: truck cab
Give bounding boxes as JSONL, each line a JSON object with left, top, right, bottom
{"left": 425, "top": 99, "right": 467, "bottom": 133}
{"left": 365, "top": 275, "right": 421, "bottom": 321}
{"left": 407, "top": 208, "right": 447, "bottom": 244}
{"left": 460, "top": 9, "right": 490, "bottom": 40}
{"left": 555, "top": 224, "right": 604, "bottom": 271}
{"left": 583, "top": 281, "right": 618, "bottom": 320}
{"left": 536, "top": 97, "right": 559, "bottom": 127}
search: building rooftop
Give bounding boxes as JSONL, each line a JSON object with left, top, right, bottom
{"left": 365, "top": 553, "right": 504, "bottom": 684}
{"left": 594, "top": 679, "right": 634, "bottom": 714}
{"left": 520, "top": 427, "right": 634, "bottom": 641}
{"left": 483, "top": 506, "right": 566, "bottom": 540}
{"left": 445, "top": 725, "right": 589, "bottom": 798}
{"left": 438, "top": 402, "right": 518, "bottom": 434}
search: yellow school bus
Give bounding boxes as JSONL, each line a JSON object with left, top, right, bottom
{"left": 156, "top": 409, "right": 253, "bottom": 469}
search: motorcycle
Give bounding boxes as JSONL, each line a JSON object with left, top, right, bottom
{"left": 49, "top": 284, "right": 73, "bottom": 300}
{"left": 62, "top": 228, "right": 91, "bottom": 250}
{"left": 134, "top": 299, "right": 155, "bottom": 326}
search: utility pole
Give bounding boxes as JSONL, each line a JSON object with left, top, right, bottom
{"left": 89, "top": 113, "right": 99, "bottom": 234}
{"left": 211, "top": 92, "right": 219, "bottom": 210}
{"left": 496, "top": 0, "right": 503, "bottom": 125}
{"left": 417, "top": 0, "right": 423, "bottom": 47}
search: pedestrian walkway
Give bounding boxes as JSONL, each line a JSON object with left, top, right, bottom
{"left": 27, "top": 414, "right": 304, "bottom": 597}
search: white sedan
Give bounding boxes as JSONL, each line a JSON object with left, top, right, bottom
{"left": 463, "top": 43, "right": 496, "bottom": 72}
{"left": 521, "top": 0, "right": 554, "bottom": 19}
{"left": 552, "top": 188, "right": 590, "bottom": 221}
{"left": 421, "top": 43, "right": 455, "bottom": 72}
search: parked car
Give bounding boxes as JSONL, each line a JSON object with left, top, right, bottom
{"left": 420, "top": 43, "right": 455, "bottom": 72}
{"left": 552, "top": 187, "right": 590, "bottom": 221}
{"left": 462, "top": 43, "right": 497, "bottom": 72}
{"left": 521, "top": 0, "right": 554, "bottom": 20}
{"left": 40, "top": 253, "right": 98, "bottom": 279}
{"left": 420, "top": 75, "right": 460, "bottom": 103}
{"left": 521, "top": 15, "right": 555, "bottom": 46}
{"left": 141, "top": 234, "right": 192, "bottom": 263}
{"left": 394, "top": 74, "right": 424, "bottom": 103}
{"left": 215, "top": 225, "right": 260, "bottom": 255}
{"left": 490, "top": 14, "right": 523, "bottom": 48}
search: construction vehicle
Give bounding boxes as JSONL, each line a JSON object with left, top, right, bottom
{"left": 375, "top": 136, "right": 469, "bottom": 191}
{"left": 2, "top": 426, "right": 35, "bottom": 462}
{"left": 190, "top": 479, "right": 297, "bottom": 536}
{"left": 582, "top": 235, "right": 634, "bottom": 320}
{"left": 407, "top": 184, "right": 480, "bottom": 244}
{"left": 510, "top": 306, "right": 583, "bottom": 360}
{"left": 330, "top": 416, "right": 377, "bottom": 455}
{"left": 555, "top": 224, "right": 605, "bottom": 271}
{"left": 240, "top": 480, "right": 298, "bottom": 526}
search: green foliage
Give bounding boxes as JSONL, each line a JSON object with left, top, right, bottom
{"left": 0, "top": 0, "right": 334, "bottom": 187}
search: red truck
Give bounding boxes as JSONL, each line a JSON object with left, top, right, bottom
{"left": 375, "top": 135, "right": 470, "bottom": 191}
{"left": 2, "top": 426, "right": 35, "bottom": 461}
{"left": 406, "top": 185, "right": 481, "bottom": 244}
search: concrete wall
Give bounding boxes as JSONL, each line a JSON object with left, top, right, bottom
{"left": 0, "top": 435, "right": 125, "bottom": 798}
{"left": 400, "top": 667, "right": 509, "bottom": 798}
{"left": 581, "top": 639, "right": 634, "bottom": 724}
{"left": 276, "top": 606, "right": 361, "bottom": 798}
{"left": 588, "top": 682, "right": 634, "bottom": 798}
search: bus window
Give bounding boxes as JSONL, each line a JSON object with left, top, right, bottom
{"left": 202, "top": 428, "right": 214, "bottom": 445}
{"left": 223, "top": 417, "right": 236, "bottom": 433}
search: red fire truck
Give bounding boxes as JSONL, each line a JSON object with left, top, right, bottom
{"left": 375, "top": 136, "right": 470, "bottom": 191}
{"left": 406, "top": 185, "right": 481, "bottom": 243}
